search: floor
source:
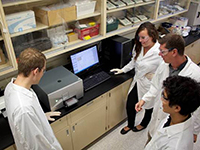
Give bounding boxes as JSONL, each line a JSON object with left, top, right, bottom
{"left": 86, "top": 111, "right": 200, "bottom": 150}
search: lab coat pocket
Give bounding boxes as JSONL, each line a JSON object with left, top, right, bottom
{"left": 145, "top": 73, "right": 154, "bottom": 81}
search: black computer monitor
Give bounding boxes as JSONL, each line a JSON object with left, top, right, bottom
{"left": 70, "top": 45, "right": 99, "bottom": 75}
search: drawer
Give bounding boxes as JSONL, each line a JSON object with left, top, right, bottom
{"left": 51, "top": 116, "right": 67, "bottom": 133}
{"left": 69, "top": 93, "right": 107, "bottom": 123}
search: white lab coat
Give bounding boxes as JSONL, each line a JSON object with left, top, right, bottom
{"left": 5, "top": 78, "right": 62, "bottom": 150}
{"left": 145, "top": 116, "right": 194, "bottom": 150}
{"left": 142, "top": 56, "right": 200, "bottom": 136}
{"left": 121, "top": 41, "right": 162, "bottom": 100}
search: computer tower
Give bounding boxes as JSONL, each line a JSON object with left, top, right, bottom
{"left": 101, "top": 35, "right": 133, "bottom": 70}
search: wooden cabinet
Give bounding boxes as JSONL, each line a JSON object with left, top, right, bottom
{"left": 51, "top": 94, "right": 107, "bottom": 150}
{"left": 0, "top": 0, "right": 191, "bottom": 79}
{"left": 54, "top": 126, "right": 73, "bottom": 150}
{"left": 107, "top": 79, "right": 131, "bottom": 129}
{"left": 107, "top": 85, "right": 125, "bottom": 129}
{"left": 51, "top": 79, "right": 132, "bottom": 150}
{"left": 51, "top": 116, "right": 73, "bottom": 150}
{"left": 4, "top": 145, "right": 16, "bottom": 150}
{"left": 69, "top": 94, "right": 107, "bottom": 150}
{"left": 185, "top": 39, "right": 200, "bottom": 64}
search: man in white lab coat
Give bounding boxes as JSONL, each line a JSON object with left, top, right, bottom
{"left": 4, "top": 48, "right": 63, "bottom": 150}
{"left": 135, "top": 33, "right": 200, "bottom": 142}
{"left": 145, "top": 76, "right": 200, "bottom": 150}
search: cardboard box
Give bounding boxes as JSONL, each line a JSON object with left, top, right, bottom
{"left": 34, "top": 6, "right": 76, "bottom": 26}
{"left": 67, "top": 32, "right": 78, "bottom": 42}
{"left": 0, "top": 49, "right": 6, "bottom": 65}
{"left": 6, "top": 10, "right": 36, "bottom": 34}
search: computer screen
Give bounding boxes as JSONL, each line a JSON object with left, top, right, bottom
{"left": 70, "top": 45, "right": 99, "bottom": 74}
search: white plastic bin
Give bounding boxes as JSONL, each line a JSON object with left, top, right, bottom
{"left": 76, "top": 1, "right": 96, "bottom": 17}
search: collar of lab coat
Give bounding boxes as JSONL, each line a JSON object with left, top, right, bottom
{"left": 157, "top": 56, "right": 193, "bottom": 76}
{"left": 178, "top": 56, "right": 193, "bottom": 76}
{"left": 141, "top": 41, "right": 160, "bottom": 59}
{"left": 11, "top": 78, "right": 35, "bottom": 99}
{"left": 158, "top": 116, "right": 192, "bottom": 138}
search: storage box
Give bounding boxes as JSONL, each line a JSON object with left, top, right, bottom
{"left": 6, "top": 10, "right": 36, "bottom": 34}
{"left": 74, "top": 24, "right": 100, "bottom": 40}
{"left": 107, "top": 19, "right": 119, "bottom": 33}
{"left": 34, "top": 6, "right": 76, "bottom": 26}
{"left": 76, "top": 1, "right": 96, "bottom": 17}
{"left": 67, "top": 32, "right": 78, "bottom": 42}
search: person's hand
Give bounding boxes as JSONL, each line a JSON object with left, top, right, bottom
{"left": 194, "top": 134, "right": 197, "bottom": 143}
{"left": 110, "top": 68, "right": 123, "bottom": 75}
{"left": 135, "top": 100, "right": 145, "bottom": 112}
{"left": 45, "top": 111, "right": 61, "bottom": 121}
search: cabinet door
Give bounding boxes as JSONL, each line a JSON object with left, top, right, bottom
{"left": 121, "top": 79, "right": 132, "bottom": 98}
{"left": 185, "top": 39, "right": 200, "bottom": 64}
{"left": 107, "top": 79, "right": 132, "bottom": 129}
{"left": 108, "top": 79, "right": 131, "bottom": 129}
{"left": 54, "top": 126, "right": 73, "bottom": 150}
{"left": 70, "top": 94, "right": 107, "bottom": 150}
{"left": 51, "top": 116, "right": 73, "bottom": 150}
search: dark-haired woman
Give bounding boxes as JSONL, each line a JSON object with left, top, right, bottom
{"left": 111, "top": 22, "right": 162, "bottom": 134}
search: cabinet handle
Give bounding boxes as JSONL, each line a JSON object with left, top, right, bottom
{"left": 72, "top": 126, "right": 75, "bottom": 132}
{"left": 66, "top": 129, "right": 69, "bottom": 136}
{"left": 197, "top": 11, "right": 200, "bottom": 18}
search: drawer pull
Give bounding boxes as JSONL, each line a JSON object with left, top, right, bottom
{"left": 72, "top": 126, "right": 75, "bottom": 132}
{"left": 66, "top": 129, "right": 69, "bottom": 136}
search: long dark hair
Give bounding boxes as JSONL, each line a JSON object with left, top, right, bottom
{"left": 134, "top": 22, "right": 158, "bottom": 60}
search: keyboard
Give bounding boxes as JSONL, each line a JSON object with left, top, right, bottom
{"left": 83, "top": 71, "right": 111, "bottom": 91}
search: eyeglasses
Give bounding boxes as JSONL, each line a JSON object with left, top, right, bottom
{"left": 159, "top": 47, "right": 175, "bottom": 56}
{"left": 161, "top": 90, "right": 169, "bottom": 101}
{"left": 137, "top": 36, "right": 149, "bottom": 42}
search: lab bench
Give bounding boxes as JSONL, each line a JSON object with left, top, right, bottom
{"left": 1, "top": 33, "right": 200, "bottom": 150}
{"left": 0, "top": 70, "right": 134, "bottom": 150}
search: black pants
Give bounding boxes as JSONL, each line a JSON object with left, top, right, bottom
{"left": 126, "top": 83, "right": 153, "bottom": 129}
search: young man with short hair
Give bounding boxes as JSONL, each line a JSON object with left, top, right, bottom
{"left": 145, "top": 76, "right": 200, "bottom": 150}
{"left": 5, "top": 48, "right": 62, "bottom": 150}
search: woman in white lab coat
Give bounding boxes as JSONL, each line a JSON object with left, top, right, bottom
{"left": 110, "top": 22, "right": 162, "bottom": 134}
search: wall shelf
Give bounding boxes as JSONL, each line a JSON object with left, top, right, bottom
{"left": 0, "top": 0, "right": 191, "bottom": 78}
{"left": 107, "top": 1, "right": 156, "bottom": 14}
{"left": 2, "top": 0, "right": 43, "bottom": 7}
